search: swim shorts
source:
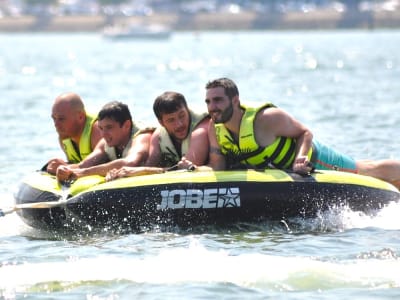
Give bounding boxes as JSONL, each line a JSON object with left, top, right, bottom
{"left": 312, "top": 139, "right": 357, "bottom": 173}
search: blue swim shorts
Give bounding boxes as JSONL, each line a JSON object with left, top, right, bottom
{"left": 312, "top": 139, "right": 357, "bottom": 172}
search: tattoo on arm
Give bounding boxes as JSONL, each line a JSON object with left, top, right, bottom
{"left": 209, "top": 146, "right": 222, "bottom": 155}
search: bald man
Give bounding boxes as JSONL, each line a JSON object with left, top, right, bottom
{"left": 46, "top": 92, "right": 102, "bottom": 174}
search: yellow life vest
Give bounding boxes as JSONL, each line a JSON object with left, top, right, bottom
{"left": 215, "top": 104, "right": 312, "bottom": 169}
{"left": 158, "top": 110, "right": 209, "bottom": 167}
{"left": 62, "top": 113, "right": 97, "bottom": 163}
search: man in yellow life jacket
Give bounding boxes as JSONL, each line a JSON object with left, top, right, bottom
{"left": 105, "top": 91, "right": 210, "bottom": 180}
{"left": 56, "top": 101, "right": 153, "bottom": 182}
{"left": 47, "top": 92, "right": 102, "bottom": 174}
{"left": 179, "top": 77, "right": 400, "bottom": 189}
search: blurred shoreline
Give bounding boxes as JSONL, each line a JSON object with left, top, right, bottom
{"left": 1, "top": 10, "right": 400, "bottom": 32}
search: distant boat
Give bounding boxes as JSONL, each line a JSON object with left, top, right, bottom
{"left": 103, "top": 23, "right": 172, "bottom": 40}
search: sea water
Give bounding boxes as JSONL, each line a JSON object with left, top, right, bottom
{"left": 0, "top": 30, "right": 400, "bottom": 299}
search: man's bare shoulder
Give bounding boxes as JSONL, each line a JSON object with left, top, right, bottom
{"left": 133, "top": 131, "right": 152, "bottom": 144}
{"left": 257, "top": 106, "right": 288, "bottom": 124}
{"left": 91, "top": 120, "right": 101, "bottom": 131}
{"left": 194, "top": 117, "right": 211, "bottom": 130}
{"left": 150, "top": 127, "right": 162, "bottom": 139}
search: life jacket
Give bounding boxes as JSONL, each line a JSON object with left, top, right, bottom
{"left": 62, "top": 113, "right": 97, "bottom": 163}
{"left": 105, "top": 123, "right": 155, "bottom": 161}
{"left": 158, "top": 110, "right": 209, "bottom": 167}
{"left": 214, "top": 104, "right": 313, "bottom": 170}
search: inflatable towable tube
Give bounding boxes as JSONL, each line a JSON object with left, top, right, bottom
{"left": 13, "top": 168, "right": 400, "bottom": 232}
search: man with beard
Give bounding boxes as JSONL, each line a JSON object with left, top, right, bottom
{"left": 179, "top": 77, "right": 400, "bottom": 189}
{"left": 106, "top": 91, "right": 210, "bottom": 180}
{"left": 47, "top": 92, "right": 102, "bottom": 174}
{"left": 56, "top": 101, "right": 153, "bottom": 182}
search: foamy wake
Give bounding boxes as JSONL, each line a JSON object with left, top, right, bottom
{"left": 0, "top": 240, "right": 399, "bottom": 293}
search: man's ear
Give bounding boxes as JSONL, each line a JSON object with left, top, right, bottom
{"left": 78, "top": 111, "right": 86, "bottom": 122}
{"left": 232, "top": 95, "right": 240, "bottom": 106}
{"left": 124, "top": 120, "right": 132, "bottom": 131}
{"left": 157, "top": 118, "right": 164, "bottom": 127}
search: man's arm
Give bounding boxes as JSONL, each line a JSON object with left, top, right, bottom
{"left": 260, "top": 107, "right": 313, "bottom": 173}
{"left": 179, "top": 121, "right": 226, "bottom": 171}
{"left": 56, "top": 139, "right": 109, "bottom": 181}
{"left": 72, "top": 133, "right": 152, "bottom": 178}
{"left": 125, "top": 132, "right": 152, "bottom": 166}
{"left": 144, "top": 128, "right": 162, "bottom": 167}
{"left": 206, "top": 122, "right": 226, "bottom": 170}
{"left": 78, "top": 139, "right": 110, "bottom": 168}
{"left": 184, "top": 117, "right": 210, "bottom": 166}
{"left": 106, "top": 132, "right": 164, "bottom": 181}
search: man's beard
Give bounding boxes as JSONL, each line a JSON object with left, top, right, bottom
{"left": 213, "top": 102, "right": 233, "bottom": 124}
